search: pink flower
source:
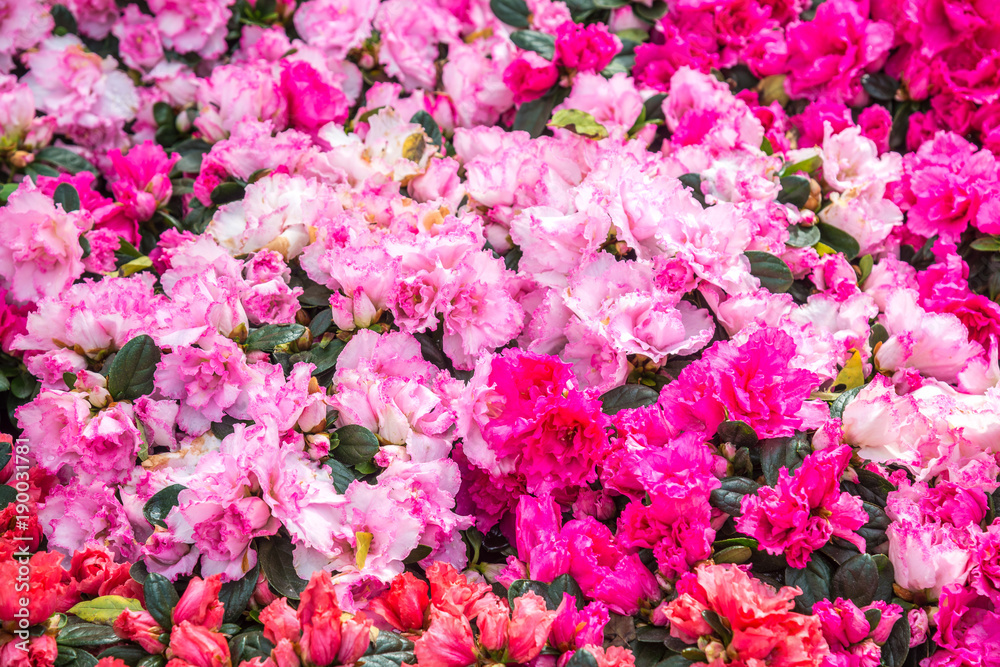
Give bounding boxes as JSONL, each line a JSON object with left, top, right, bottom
{"left": 443, "top": 43, "right": 515, "bottom": 129}
{"left": 298, "top": 573, "right": 346, "bottom": 666}
{"left": 22, "top": 36, "right": 138, "bottom": 147}
{"left": 173, "top": 575, "right": 225, "bottom": 630}
{"left": 293, "top": 0, "right": 377, "bottom": 59}
{"left": 0, "top": 0, "right": 53, "bottom": 72}
{"left": 109, "top": 141, "right": 179, "bottom": 221}
{"left": 0, "top": 180, "right": 88, "bottom": 305}
{"left": 414, "top": 608, "right": 478, "bottom": 667}
{"left": 659, "top": 327, "right": 824, "bottom": 440}
{"left": 146, "top": 0, "right": 233, "bottom": 59}
{"left": 503, "top": 52, "right": 559, "bottom": 105}
{"left": 111, "top": 5, "right": 164, "bottom": 70}
{"left": 194, "top": 63, "right": 288, "bottom": 143}
{"left": 260, "top": 598, "right": 301, "bottom": 644}
{"left": 660, "top": 563, "right": 829, "bottom": 664}
{"left": 61, "top": 0, "right": 119, "bottom": 40}
{"left": 166, "top": 621, "right": 231, "bottom": 667}
{"left": 154, "top": 337, "right": 252, "bottom": 435}
{"left": 375, "top": 0, "right": 461, "bottom": 91}
{"left": 933, "top": 585, "right": 1000, "bottom": 663}
{"left": 507, "top": 591, "right": 557, "bottom": 663}
{"left": 369, "top": 571, "right": 431, "bottom": 632}
{"left": 0, "top": 551, "right": 77, "bottom": 626}
{"left": 0, "top": 635, "right": 57, "bottom": 667}
{"left": 426, "top": 562, "right": 493, "bottom": 620}
{"left": 280, "top": 60, "right": 351, "bottom": 133}
{"left": 814, "top": 598, "right": 903, "bottom": 656}
{"left": 114, "top": 608, "right": 167, "bottom": 654}
{"left": 549, "top": 595, "right": 609, "bottom": 652}
{"left": 554, "top": 21, "right": 621, "bottom": 73}
{"left": 784, "top": 0, "right": 894, "bottom": 105}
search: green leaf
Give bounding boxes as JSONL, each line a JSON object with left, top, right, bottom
{"left": 567, "top": 649, "right": 600, "bottom": 667}
{"left": 779, "top": 155, "right": 822, "bottom": 178}
{"left": 745, "top": 251, "right": 793, "bottom": 293}
{"left": 858, "top": 254, "right": 874, "bottom": 284}
{"left": 599, "top": 384, "right": 659, "bottom": 414}
{"left": 98, "top": 645, "right": 153, "bottom": 666}
{"left": 309, "top": 338, "right": 346, "bottom": 376}
{"left": 0, "top": 438, "right": 9, "bottom": 473}
{"left": 173, "top": 152, "right": 204, "bottom": 174}
{"left": 548, "top": 109, "right": 609, "bottom": 139}
{"left": 0, "top": 485, "right": 16, "bottom": 507}
{"left": 153, "top": 102, "right": 175, "bottom": 128}
{"left": 257, "top": 534, "right": 308, "bottom": 600}
{"left": 0, "top": 374, "right": 9, "bottom": 393}
{"left": 54, "top": 183, "right": 81, "bottom": 213}
{"left": 829, "top": 384, "right": 865, "bottom": 420}
{"left": 218, "top": 560, "right": 259, "bottom": 624}
{"left": 861, "top": 72, "right": 899, "bottom": 102}
{"left": 507, "top": 579, "right": 551, "bottom": 607}
{"left": 245, "top": 324, "right": 306, "bottom": 352}
{"left": 143, "top": 573, "right": 179, "bottom": 630}
{"left": 51, "top": 4, "right": 79, "bottom": 35}
{"left": 510, "top": 30, "right": 556, "bottom": 60}
{"left": 971, "top": 235, "right": 1000, "bottom": 252}
{"left": 513, "top": 90, "right": 559, "bottom": 138}
{"left": 678, "top": 173, "right": 707, "bottom": 208}
{"left": 35, "top": 146, "right": 98, "bottom": 175}
{"left": 57, "top": 622, "right": 122, "bottom": 648}
{"left": 229, "top": 631, "right": 276, "bottom": 666}
{"left": 68, "top": 596, "right": 144, "bottom": 625}
{"left": 210, "top": 181, "right": 246, "bottom": 207}
{"left": 777, "top": 175, "right": 811, "bottom": 208}
{"left": 10, "top": 372, "right": 38, "bottom": 400}
{"left": 600, "top": 53, "right": 634, "bottom": 76}
{"left": 716, "top": 420, "right": 758, "bottom": 448}
{"left": 120, "top": 255, "right": 153, "bottom": 276}
{"left": 709, "top": 477, "right": 760, "bottom": 516}
{"left": 713, "top": 537, "right": 759, "bottom": 550}
{"left": 0, "top": 182, "right": 17, "bottom": 204}
{"left": 786, "top": 224, "right": 821, "bottom": 248}
{"left": 759, "top": 433, "right": 810, "bottom": 487}
{"left": 308, "top": 309, "right": 334, "bottom": 337}
{"left": 107, "top": 335, "right": 161, "bottom": 401}
{"left": 325, "top": 458, "right": 360, "bottom": 494}
{"left": 143, "top": 484, "right": 186, "bottom": 529}
{"left": 817, "top": 222, "right": 861, "bottom": 261}
{"left": 643, "top": 93, "right": 667, "bottom": 121}
{"left": 760, "top": 136, "right": 773, "bottom": 156}
{"left": 880, "top": 615, "right": 910, "bottom": 667}
{"left": 633, "top": 0, "right": 668, "bottom": 22}
{"left": 547, "top": 574, "right": 585, "bottom": 610}
{"left": 832, "top": 553, "right": 879, "bottom": 607}
{"left": 137, "top": 655, "right": 167, "bottom": 667}
{"left": 713, "top": 545, "right": 752, "bottom": 564}
{"left": 63, "top": 648, "right": 101, "bottom": 667}
{"left": 785, "top": 555, "right": 832, "bottom": 614}
{"left": 333, "top": 424, "right": 381, "bottom": 466}
{"left": 358, "top": 630, "right": 417, "bottom": 667}
{"left": 410, "top": 111, "right": 444, "bottom": 150}
{"left": 873, "top": 554, "right": 895, "bottom": 603}
{"left": 490, "top": 0, "right": 530, "bottom": 27}
{"left": 504, "top": 245, "right": 523, "bottom": 272}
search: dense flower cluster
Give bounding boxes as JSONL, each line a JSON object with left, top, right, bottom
{"left": 0, "top": 1, "right": 999, "bottom": 667}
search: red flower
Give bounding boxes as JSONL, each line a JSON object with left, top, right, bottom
{"left": 413, "top": 608, "right": 478, "bottom": 667}
{"left": 173, "top": 574, "right": 225, "bottom": 631}
{"left": 166, "top": 621, "right": 231, "bottom": 667}
{"left": 369, "top": 572, "right": 430, "bottom": 633}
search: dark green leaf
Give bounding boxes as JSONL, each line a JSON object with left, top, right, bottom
{"left": 599, "top": 384, "right": 659, "bottom": 414}
{"left": 868, "top": 323, "right": 889, "bottom": 349}
{"left": 633, "top": 0, "right": 668, "bottom": 22}
{"left": 490, "top": 0, "right": 530, "bottom": 27}
{"left": 0, "top": 373, "right": 8, "bottom": 393}
{"left": 309, "top": 338, "right": 346, "bottom": 376}
{"left": 717, "top": 420, "right": 757, "bottom": 448}
{"left": 54, "top": 183, "right": 81, "bottom": 213}
{"left": 35, "top": 146, "right": 98, "bottom": 175}
{"left": 678, "top": 173, "right": 707, "bottom": 208}
{"left": 547, "top": 574, "right": 585, "bottom": 610}
{"left": 513, "top": 92, "right": 558, "bottom": 138}
{"left": 98, "top": 645, "right": 151, "bottom": 667}
{"left": 137, "top": 656, "right": 166, "bottom": 667}
{"left": 507, "top": 579, "right": 550, "bottom": 607}
{"left": 173, "top": 152, "right": 204, "bottom": 174}
{"left": 129, "top": 561, "right": 148, "bottom": 585}
{"left": 153, "top": 102, "right": 175, "bottom": 128}
{"left": 0, "top": 485, "right": 15, "bottom": 507}
{"left": 143, "top": 573, "right": 179, "bottom": 630}
{"left": 786, "top": 224, "right": 821, "bottom": 248}
{"left": 863, "top": 608, "right": 882, "bottom": 632}
{"left": 880, "top": 615, "right": 910, "bottom": 667}
{"left": 643, "top": 93, "right": 667, "bottom": 121}
{"left": 745, "top": 250, "right": 793, "bottom": 293}
{"left": 600, "top": 53, "right": 634, "bottom": 76}
{"left": 107, "top": 335, "right": 161, "bottom": 401}
{"left": 713, "top": 545, "right": 752, "bottom": 564}
{"left": 760, "top": 433, "right": 810, "bottom": 487}
{"left": 702, "top": 610, "right": 732, "bottom": 645}
{"left": 777, "top": 175, "right": 811, "bottom": 208}
{"left": 510, "top": 30, "right": 556, "bottom": 60}
{"left": 861, "top": 73, "right": 899, "bottom": 102}
{"left": 57, "top": 623, "right": 122, "bottom": 647}
{"left": 829, "top": 384, "right": 865, "bottom": 420}
{"left": 761, "top": 136, "right": 773, "bottom": 156}
{"left": 0, "top": 438, "right": 9, "bottom": 473}
{"left": 245, "top": 324, "right": 306, "bottom": 352}
{"left": 10, "top": 372, "right": 37, "bottom": 400}
{"left": 218, "top": 560, "right": 259, "bottom": 624}
{"left": 817, "top": 222, "right": 861, "bottom": 261}
{"left": 410, "top": 111, "right": 444, "bottom": 150}
{"left": 325, "top": 458, "right": 360, "bottom": 494}
{"left": 567, "top": 649, "right": 600, "bottom": 667}
{"left": 143, "top": 484, "right": 186, "bottom": 529}
{"left": 832, "top": 553, "right": 879, "bottom": 607}
{"left": 308, "top": 309, "right": 333, "bottom": 337}
{"left": 258, "top": 534, "right": 309, "bottom": 600}
{"left": 333, "top": 424, "right": 380, "bottom": 466}
{"left": 709, "top": 477, "right": 760, "bottom": 516}
{"left": 404, "top": 544, "right": 433, "bottom": 564}
{"left": 358, "top": 630, "right": 417, "bottom": 667}
{"left": 785, "top": 555, "right": 832, "bottom": 614}
{"left": 653, "top": 658, "right": 695, "bottom": 667}
{"left": 210, "top": 182, "right": 246, "bottom": 207}
{"left": 51, "top": 4, "right": 79, "bottom": 35}
{"left": 856, "top": 469, "right": 896, "bottom": 506}
{"left": 66, "top": 650, "right": 100, "bottom": 667}
{"left": 79, "top": 234, "right": 91, "bottom": 260}
{"left": 229, "top": 631, "right": 276, "bottom": 665}
{"left": 858, "top": 502, "right": 890, "bottom": 551}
